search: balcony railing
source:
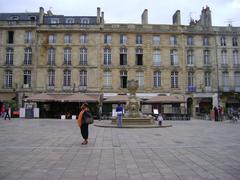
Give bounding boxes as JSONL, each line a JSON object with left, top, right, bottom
{"left": 187, "top": 86, "right": 196, "bottom": 92}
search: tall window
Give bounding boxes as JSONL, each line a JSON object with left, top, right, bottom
{"left": 4, "top": 70, "right": 12, "bottom": 88}
{"left": 25, "top": 31, "right": 32, "bottom": 43}
{"left": 80, "top": 70, "right": 87, "bottom": 86}
{"left": 188, "top": 72, "right": 194, "bottom": 86}
{"left": 221, "top": 50, "right": 227, "bottom": 65}
{"left": 152, "top": 36, "right": 160, "bottom": 46}
{"left": 65, "top": 18, "right": 74, "bottom": 24}
{"left": 187, "top": 50, "right": 194, "bottom": 65}
{"left": 233, "top": 50, "right": 240, "bottom": 65}
{"left": 153, "top": 71, "right": 161, "bottom": 88}
{"left": 171, "top": 72, "right": 178, "bottom": 88}
{"left": 170, "top": 49, "right": 178, "bottom": 66}
{"left": 80, "top": 48, "right": 88, "bottom": 65}
{"left": 220, "top": 36, "right": 226, "bottom": 46}
{"left": 136, "top": 48, "right": 143, "bottom": 65}
{"left": 120, "top": 48, "right": 127, "bottom": 65}
{"left": 153, "top": 50, "right": 161, "bottom": 66}
{"left": 120, "top": 34, "right": 127, "bottom": 44}
{"left": 170, "top": 36, "right": 177, "bottom": 45}
{"left": 187, "top": 36, "right": 194, "bottom": 45}
{"left": 23, "top": 70, "right": 31, "bottom": 87}
{"left": 48, "top": 34, "right": 56, "bottom": 44}
{"left": 48, "top": 69, "right": 55, "bottom": 87}
{"left": 104, "top": 48, "right": 111, "bottom": 65}
{"left": 64, "top": 48, "right": 71, "bottom": 65}
{"left": 203, "top": 50, "right": 210, "bottom": 65}
{"left": 48, "top": 48, "right": 55, "bottom": 65}
{"left": 63, "top": 70, "right": 71, "bottom": 86}
{"left": 222, "top": 72, "right": 229, "bottom": 87}
{"left": 232, "top": 36, "right": 238, "bottom": 46}
{"left": 24, "top": 48, "right": 32, "bottom": 65}
{"left": 104, "top": 34, "right": 112, "bottom": 44}
{"left": 204, "top": 72, "right": 211, "bottom": 87}
{"left": 80, "top": 34, "right": 88, "bottom": 44}
{"left": 64, "top": 34, "right": 72, "bottom": 44}
{"left": 6, "top": 48, "right": 14, "bottom": 65}
{"left": 7, "top": 31, "right": 14, "bottom": 44}
{"left": 120, "top": 71, "right": 128, "bottom": 88}
{"left": 136, "top": 71, "right": 144, "bottom": 88}
{"left": 203, "top": 36, "right": 209, "bottom": 46}
{"left": 136, "top": 35, "right": 143, "bottom": 44}
{"left": 234, "top": 72, "right": 240, "bottom": 87}
{"left": 103, "top": 71, "right": 112, "bottom": 88}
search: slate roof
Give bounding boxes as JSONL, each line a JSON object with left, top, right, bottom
{"left": 0, "top": 12, "right": 39, "bottom": 21}
{"left": 43, "top": 15, "right": 97, "bottom": 24}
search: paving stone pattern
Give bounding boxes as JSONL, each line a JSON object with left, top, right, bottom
{"left": 0, "top": 118, "right": 240, "bottom": 180}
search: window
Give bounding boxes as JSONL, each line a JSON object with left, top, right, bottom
{"left": 24, "top": 48, "right": 32, "bottom": 65}
{"left": 204, "top": 72, "right": 211, "bottom": 87}
{"left": 203, "top": 36, "right": 209, "bottom": 46}
{"left": 48, "top": 48, "right": 55, "bottom": 65}
{"left": 4, "top": 70, "right": 12, "bottom": 88}
{"left": 203, "top": 50, "right": 210, "bottom": 65}
{"left": 120, "top": 48, "right": 127, "bottom": 65}
{"left": 80, "top": 70, "right": 87, "bottom": 86}
{"left": 153, "top": 50, "right": 161, "bottom": 66}
{"left": 120, "top": 71, "right": 128, "bottom": 88}
{"left": 48, "top": 69, "right": 55, "bottom": 87}
{"left": 220, "top": 36, "right": 226, "bottom": 46}
{"left": 120, "top": 34, "right": 127, "bottom": 44}
{"left": 136, "top": 71, "right": 144, "bottom": 88}
{"left": 51, "top": 18, "right": 59, "bottom": 24}
{"left": 103, "top": 71, "right": 112, "bottom": 88}
{"left": 104, "top": 48, "right": 111, "bottom": 65}
{"left": 7, "top": 31, "right": 14, "bottom": 44}
{"left": 222, "top": 72, "right": 229, "bottom": 87}
{"left": 153, "top": 71, "right": 161, "bottom": 87}
{"left": 187, "top": 50, "right": 194, "bottom": 65}
{"left": 171, "top": 72, "right": 178, "bottom": 88}
{"left": 221, "top": 50, "right": 227, "bottom": 65}
{"left": 232, "top": 36, "right": 238, "bottom": 46}
{"left": 104, "top": 34, "right": 112, "bottom": 44}
{"left": 188, "top": 72, "right": 194, "bottom": 86}
{"left": 25, "top": 31, "right": 32, "bottom": 43}
{"left": 64, "top": 48, "right": 71, "bottom": 65}
{"left": 23, "top": 70, "right": 31, "bottom": 87}
{"left": 234, "top": 72, "right": 240, "bottom": 87}
{"left": 170, "top": 36, "right": 177, "bottom": 45}
{"left": 48, "top": 34, "right": 56, "bottom": 44}
{"left": 136, "top": 48, "right": 143, "bottom": 65}
{"left": 136, "top": 35, "right": 143, "bottom": 44}
{"left": 66, "top": 18, "right": 74, "bottom": 24}
{"left": 170, "top": 49, "right": 178, "bottom": 66}
{"left": 6, "top": 48, "right": 14, "bottom": 65}
{"left": 152, "top": 36, "right": 160, "bottom": 46}
{"left": 64, "top": 34, "right": 72, "bottom": 44}
{"left": 81, "top": 18, "right": 89, "bottom": 24}
{"left": 80, "top": 48, "right": 88, "bottom": 65}
{"left": 187, "top": 36, "right": 194, "bottom": 45}
{"left": 233, "top": 50, "right": 240, "bottom": 65}
{"left": 63, "top": 70, "right": 71, "bottom": 86}
{"left": 80, "top": 34, "right": 88, "bottom": 44}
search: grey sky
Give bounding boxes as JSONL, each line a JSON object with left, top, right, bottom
{"left": 0, "top": 0, "right": 240, "bottom": 26}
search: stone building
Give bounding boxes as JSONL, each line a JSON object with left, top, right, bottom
{"left": 0, "top": 6, "right": 239, "bottom": 117}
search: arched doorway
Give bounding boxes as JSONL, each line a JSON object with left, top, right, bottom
{"left": 187, "top": 98, "right": 193, "bottom": 116}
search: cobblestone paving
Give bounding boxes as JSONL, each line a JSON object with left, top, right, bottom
{"left": 0, "top": 118, "right": 240, "bottom": 180}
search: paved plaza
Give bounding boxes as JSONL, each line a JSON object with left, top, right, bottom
{"left": 0, "top": 118, "right": 240, "bottom": 180}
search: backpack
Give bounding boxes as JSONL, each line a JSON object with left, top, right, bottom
{"left": 83, "top": 111, "right": 94, "bottom": 124}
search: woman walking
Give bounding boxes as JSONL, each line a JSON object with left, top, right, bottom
{"left": 77, "top": 103, "right": 91, "bottom": 145}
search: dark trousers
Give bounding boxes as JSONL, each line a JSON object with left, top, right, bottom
{"left": 80, "top": 123, "right": 89, "bottom": 140}
{"left": 4, "top": 112, "right": 10, "bottom": 120}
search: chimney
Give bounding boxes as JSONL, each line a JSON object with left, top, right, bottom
{"left": 101, "top": 11, "right": 104, "bottom": 24}
{"left": 39, "top": 7, "right": 44, "bottom": 24}
{"left": 97, "top": 7, "right": 101, "bottom": 24}
{"left": 199, "top": 6, "right": 212, "bottom": 27}
{"left": 172, "top": 10, "right": 181, "bottom": 25}
{"left": 141, "top": 9, "right": 148, "bottom": 25}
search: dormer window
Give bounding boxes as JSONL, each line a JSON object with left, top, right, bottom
{"left": 29, "top": 16, "right": 36, "bottom": 21}
{"left": 10, "top": 16, "right": 19, "bottom": 20}
{"left": 81, "top": 18, "right": 89, "bottom": 24}
{"left": 66, "top": 18, "right": 74, "bottom": 24}
{"left": 51, "top": 18, "right": 59, "bottom": 24}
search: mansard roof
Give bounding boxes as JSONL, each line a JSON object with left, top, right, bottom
{"left": 0, "top": 12, "right": 39, "bottom": 21}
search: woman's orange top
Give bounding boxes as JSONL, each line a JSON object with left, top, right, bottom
{"left": 77, "top": 110, "right": 85, "bottom": 127}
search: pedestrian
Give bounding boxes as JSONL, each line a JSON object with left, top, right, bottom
{"left": 214, "top": 106, "right": 218, "bottom": 121}
{"left": 157, "top": 113, "right": 163, "bottom": 126}
{"left": 218, "top": 105, "right": 223, "bottom": 121}
{"left": 4, "top": 106, "right": 11, "bottom": 120}
{"left": 0, "top": 105, "right": 4, "bottom": 117}
{"left": 116, "top": 104, "right": 123, "bottom": 127}
{"left": 77, "top": 103, "right": 92, "bottom": 145}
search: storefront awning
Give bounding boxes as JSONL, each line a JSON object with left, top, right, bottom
{"left": 60, "top": 93, "right": 98, "bottom": 102}
{"left": 0, "top": 92, "right": 16, "bottom": 101}
{"left": 25, "top": 93, "right": 55, "bottom": 102}
{"left": 145, "top": 95, "right": 185, "bottom": 103}
{"left": 104, "top": 95, "right": 129, "bottom": 103}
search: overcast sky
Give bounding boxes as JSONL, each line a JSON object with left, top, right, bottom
{"left": 0, "top": 0, "right": 240, "bottom": 26}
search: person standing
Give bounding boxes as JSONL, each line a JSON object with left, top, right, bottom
{"left": 116, "top": 104, "right": 123, "bottom": 127}
{"left": 157, "top": 113, "right": 163, "bottom": 126}
{"left": 214, "top": 106, "right": 218, "bottom": 121}
{"left": 77, "top": 103, "right": 91, "bottom": 145}
{"left": 4, "top": 106, "right": 11, "bottom": 120}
